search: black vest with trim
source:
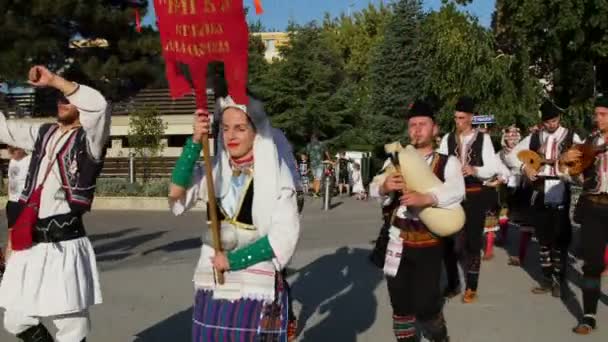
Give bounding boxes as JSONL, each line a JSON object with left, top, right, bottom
{"left": 529, "top": 129, "right": 575, "bottom": 155}
{"left": 446, "top": 131, "right": 485, "bottom": 186}
{"left": 208, "top": 179, "right": 255, "bottom": 228}
{"left": 19, "top": 124, "right": 106, "bottom": 215}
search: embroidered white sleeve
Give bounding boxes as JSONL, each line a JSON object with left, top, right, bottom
{"left": 169, "top": 163, "right": 205, "bottom": 216}
{"left": 428, "top": 156, "right": 465, "bottom": 208}
{"left": 0, "top": 111, "right": 42, "bottom": 151}
{"left": 68, "top": 85, "right": 110, "bottom": 160}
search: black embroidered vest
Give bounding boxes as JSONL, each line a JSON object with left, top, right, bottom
{"left": 447, "top": 131, "right": 484, "bottom": 186}
{"left": 19, "top": 124, "right": 106, "bottom": 215}
{"left": 208, "top": 178, "right": 255, "bottom": 229}
{"left": 529, "top": 129, "right": 575, "bottom": 155}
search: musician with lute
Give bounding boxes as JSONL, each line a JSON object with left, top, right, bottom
{"left": 369, "top": 100, "right": 465, "bottom": 342}
{"left": 567, "top": 96, "right": 608, "bottom": 335}
{"left": 506, "top": 100, "right": 583, "bottom": 298}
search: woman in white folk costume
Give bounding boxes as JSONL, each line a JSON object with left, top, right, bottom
{"left": 370, "top": 100, "right": 465, "bottom": 342}
{"left": 495, "top": 126, "right": 535, "bottom": 267}
{"left": 271, "top": 126, "right": 302, "bottom": 340}
{"left": 0, "top": 66, "right": 108, "bottom": 342}
{"left": 168, "top": 95, "right": 300, "bottom": 341}
{"left": 480, "top": 126, "right": 522, "bottom": 261}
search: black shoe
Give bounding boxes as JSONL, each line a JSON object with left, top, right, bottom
{"left": 16, "top": 324, "right": 53, "bottom": 342}
{"left": 572, "top": 315, "right": 597, "bottom": 335}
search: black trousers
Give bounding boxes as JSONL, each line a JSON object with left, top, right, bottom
{"left": 578, "top": 198, "right": 608, "bottom": 315}
{"left": 444, "top": 188, "right": 492, "bottom": 291}
{"left": 388, "top": 243, "right": 444, "bottom": 319}
{"left": 388, "top": 243, "right": 447, "bottom": 341}
{"left": 532, "top": 199, "right": 571, "bottom": 283}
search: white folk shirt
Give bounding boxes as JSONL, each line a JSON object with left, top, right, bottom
{"left": 507, "top": 127, "right": 583, "bottom": 177}
{"left": 0, "top": 85, "right": 110, "bottom": 219}
{"left": 7, "top": 155, "right": 31, "bottom": 202}
{"left": 369, "top": 153, "right": 466, "bottom": 216}
{"left": 590, "top": 135, "right": 608, "bottom": 194}
{"left": 438, "top": 130, "right": 500, "bottom": 181}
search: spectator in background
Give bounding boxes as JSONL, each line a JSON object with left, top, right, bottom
{"left": 306, "top": 133, "right": 327, "bottom": 197}
{"left": 337, "top": 151, "right": 352, "bottom": 196}
{"left": 298, "top": 154, "right": 310, "bottom": 195}
{"left": 3, "top": 147, "right": 31, "bottom": 266}
{"left": 351, "top": 162, "right": 366, "bottom": 200}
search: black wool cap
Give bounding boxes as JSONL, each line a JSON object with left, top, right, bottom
{"left": 455, "top": 96, "right": 476, "bottom": 114}
{"left": 407, "top": 100, "right": 434, "bottom": 120}
{"left": 540, "top": 100, "right": 562, "bottom": 121}
{"left": 595, "top": 96, "right": 608, "bottom": 109}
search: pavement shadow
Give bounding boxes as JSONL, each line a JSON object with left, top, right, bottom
{"left": 134, "top": 307, "right": 193, "bottom": 342}
{"left": 290, "top": 247, "right": 383, "bottom": 342}
{"left": 94, "top": 231, "right": 167, "bottom": 262}
{"left": 329, "top": 201, "right": 344, "bottom": 210}
{"left": 142, "top": 237, "right": 202, "bottom": 255}
{"left": 88, "top": 227, "right": 140, "bottom": 243}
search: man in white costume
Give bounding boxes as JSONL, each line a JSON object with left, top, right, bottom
{"left": 0, "top": 66, "right": 109, "bottom": 342}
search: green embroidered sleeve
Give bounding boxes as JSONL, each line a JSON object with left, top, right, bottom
{"left": 171, "top": 137, "right": 202, "bottom": 188}
{"left": 227, "top": 236, "right": 274, "bottom": 271}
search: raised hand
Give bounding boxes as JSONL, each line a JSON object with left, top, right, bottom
{"left": 27, "top": 65, "right": 56, "bottom": 88}
{"left": 192, "top": 109, "right": 211, "bottom": 143}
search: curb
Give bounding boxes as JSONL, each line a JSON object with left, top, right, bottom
{"left": 0, "top": 196, "right": 205, "bottom": 211}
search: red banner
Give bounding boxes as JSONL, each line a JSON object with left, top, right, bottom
{"left": 154, "top": 0, "right": 249, "bottom": 108}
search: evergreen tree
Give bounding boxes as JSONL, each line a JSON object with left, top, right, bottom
{"left": 260, "top": 24, "right": 351, "bottom": 149}
{"left": 367, "top": 0, "right": 426, "bottom": 145}
{"left": 0, "top": 0, "right": 164, "bottom": 101}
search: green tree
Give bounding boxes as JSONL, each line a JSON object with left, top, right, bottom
{"left": 418, "top": 4, "right": 540, "bottom": 131}
{"left": 493, "top": 0, "right": 608, "bottom": 125}
{"left": 128, "top": 106, "right": 167, "bottom": 180}
{"left": 0, "top": 0, "right": 164, "bottom": 100}
{"left": 322, "top": 4, "right": 391, "bottom": 148}
{"left": 368, "top": 0, "right": 426, "bottom": 145}
{"left": 260, "top": 23, "right": 351, "bottom": 149}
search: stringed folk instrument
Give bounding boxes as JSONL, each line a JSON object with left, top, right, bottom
{"left": 517, "top": 150, "right": 558, "bottom": 172}
{"left": 382, "top": 142, "right": 465, "bottom": 237}
{"left": 561, "top": 143, "right": 608, "bottom": 176}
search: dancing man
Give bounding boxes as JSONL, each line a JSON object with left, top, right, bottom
{"left": 567, "top": 97, "right": 608, "bottom": 335}
{"left": 507, "top": 100, "right": 582, "bottom": 297}
{"left": 168, "top": 95, "right": 300, "bottom": 341}
{"left": 438, "top": 96, "right": 499, "bottom": 303}
{"left": 370, "top": 100, "right": 465, "bottom": 342}
{"left": 0, "top": 66, "right": 108, "bottom": 342}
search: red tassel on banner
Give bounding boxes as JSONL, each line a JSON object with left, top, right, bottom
{"left": 254, "top": 0, "right": 264, "bottom": 14}
{"left": 135, "top": 9, "right": 142, "bottom": 33}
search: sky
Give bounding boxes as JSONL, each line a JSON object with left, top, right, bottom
{"left": 143, "top": 0, "right": 496, "bottom": 29}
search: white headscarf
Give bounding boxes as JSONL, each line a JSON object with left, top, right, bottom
{"left": 212, "top": 96, "right": 296, "bottom": 265}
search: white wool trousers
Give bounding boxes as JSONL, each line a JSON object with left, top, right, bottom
{"left": 4, "top": 309, "right": 90, "bottom": 342}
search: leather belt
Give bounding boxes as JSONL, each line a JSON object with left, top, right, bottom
{"left": 392, "top": 216, "right": 440, "bottom": 247}
{"left": 465, "top": 185, "right": 483, "bottom": 193}
{"left": 33, "top": 215, "right": 86, "bottom": 243}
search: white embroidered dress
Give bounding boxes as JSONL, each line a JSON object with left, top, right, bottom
{"left": 169, "top": 97, "right": 300, "bottom": 303}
